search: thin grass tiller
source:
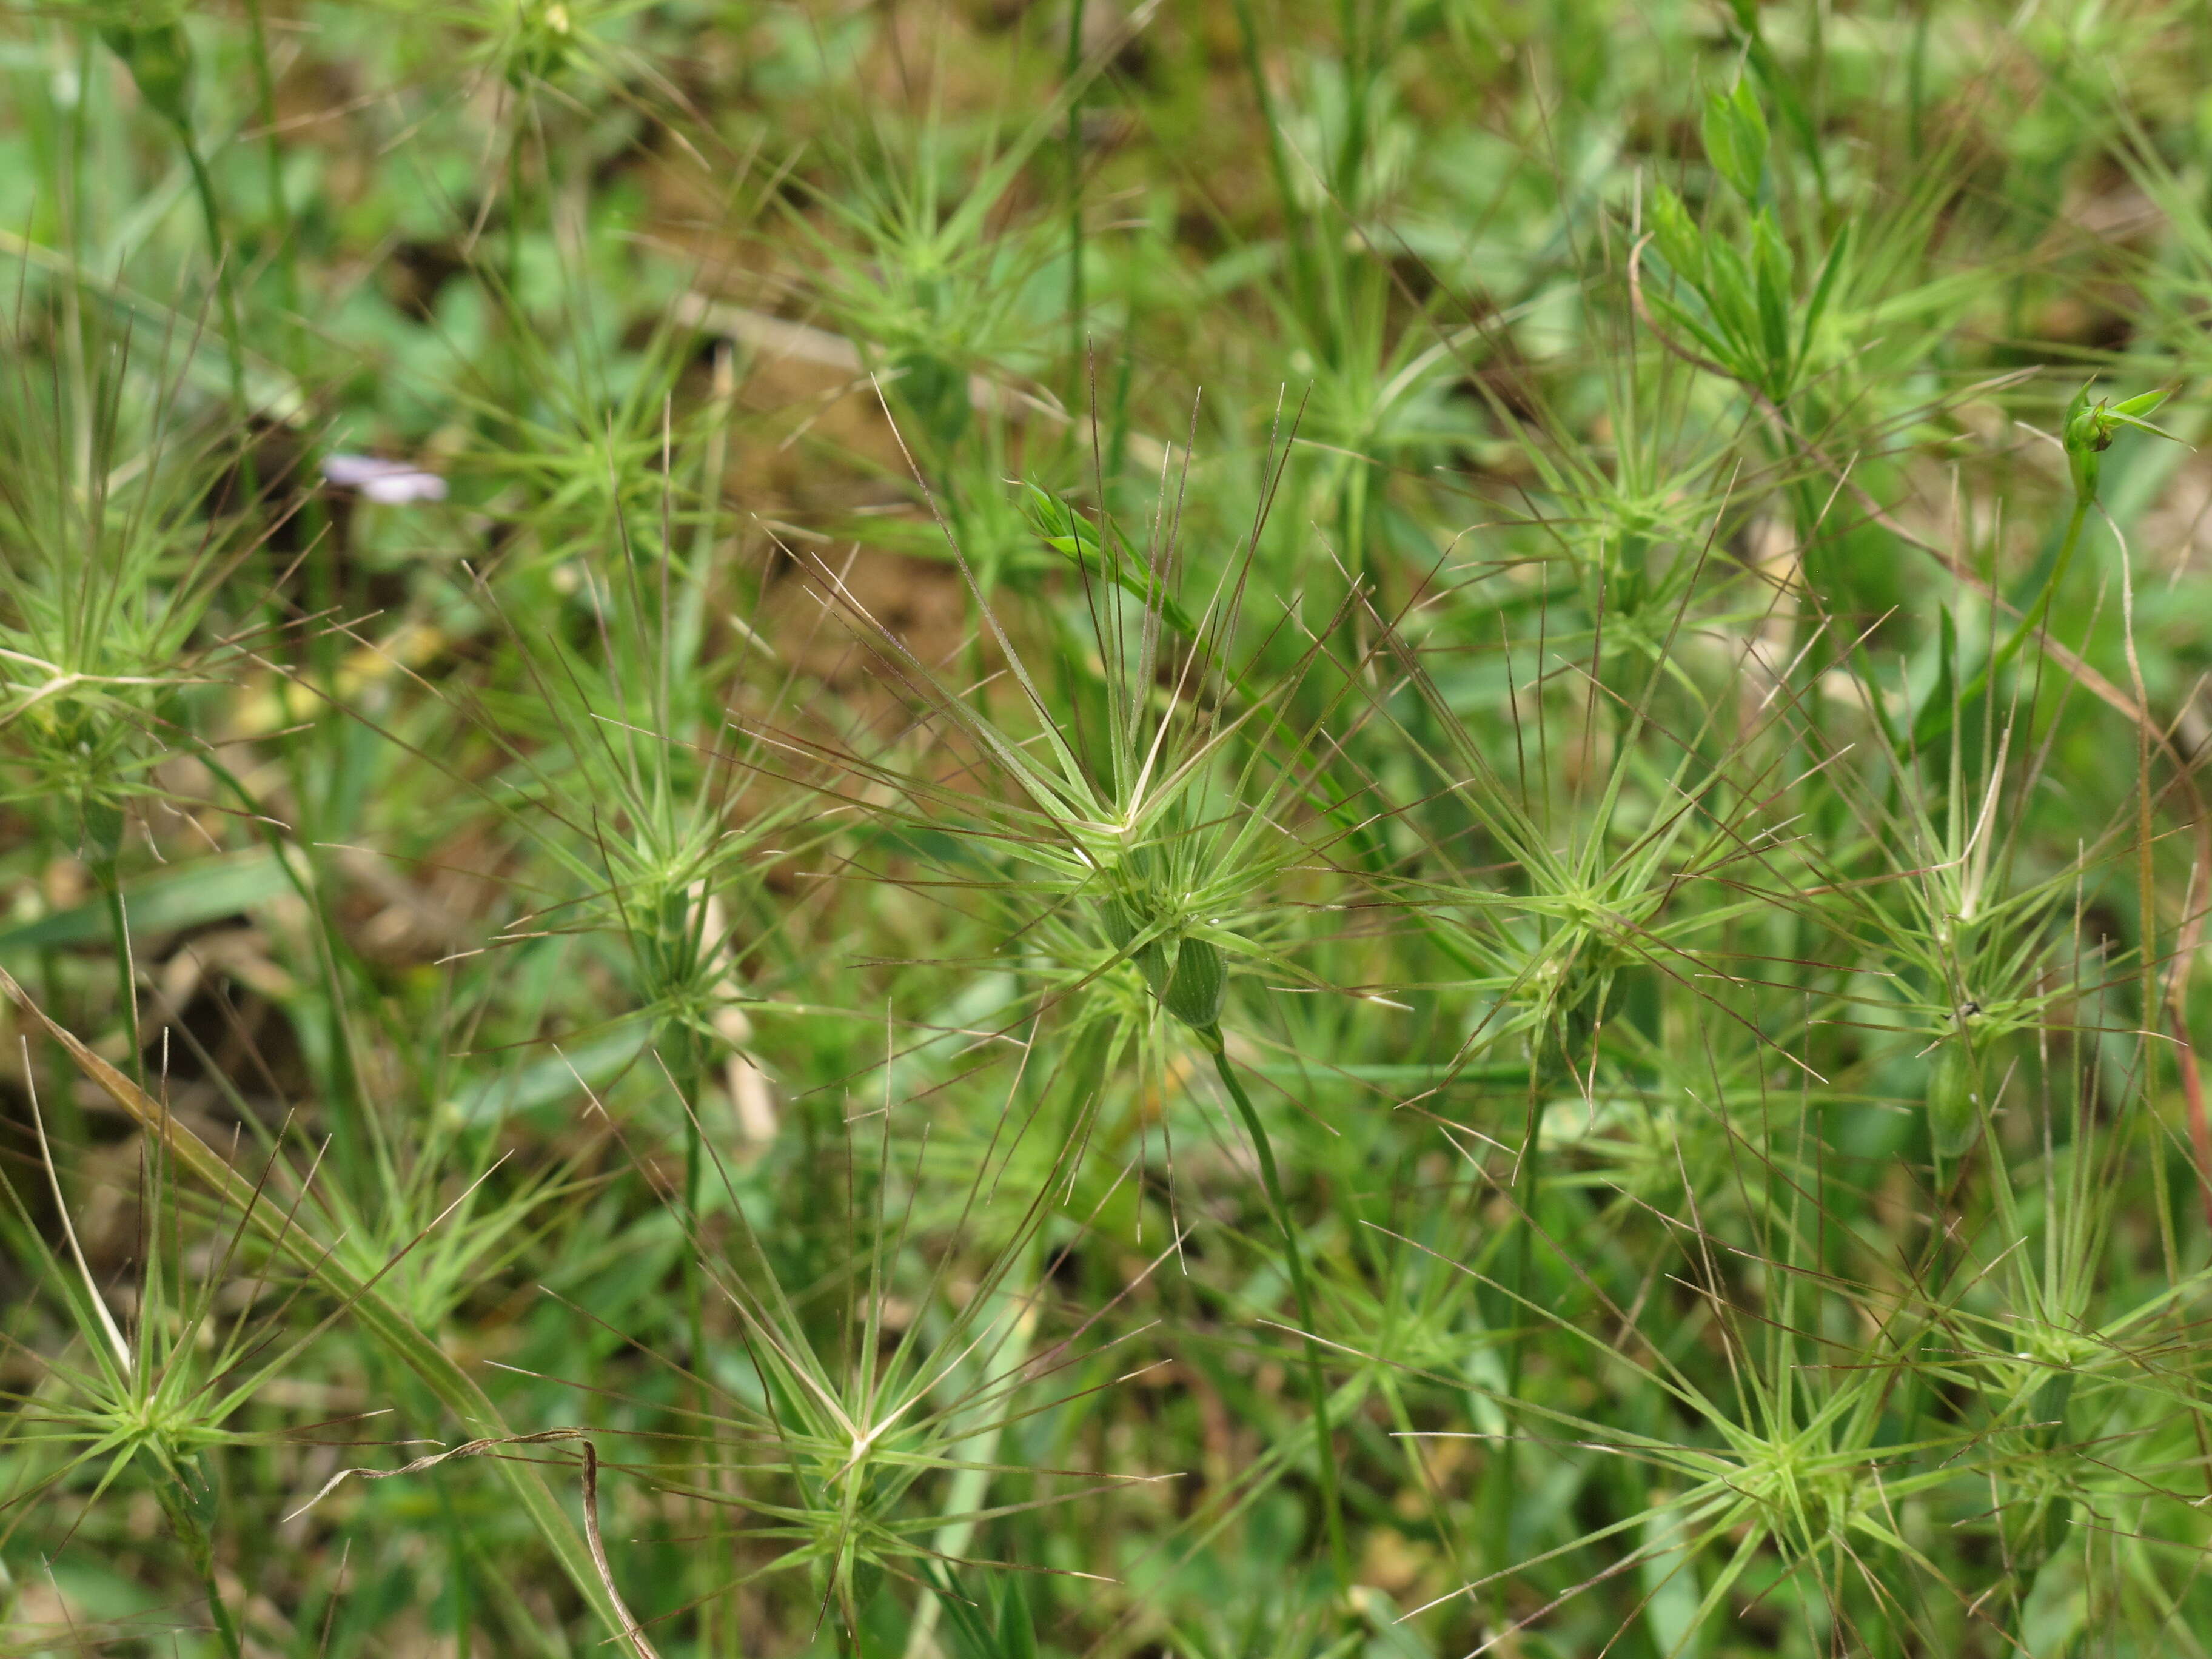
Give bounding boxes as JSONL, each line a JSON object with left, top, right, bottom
{"left": 735, "top": 387, "right": 1395, "bottom": 1595}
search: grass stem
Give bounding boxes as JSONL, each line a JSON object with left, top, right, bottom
{"left": 92, "top": 856, "right": 140, "bottom": 1086}
{"left": 1207, "top": 1033, "right": 1352, "bottom": 1594}
{"left": 156, "top": 1480, "right": 246, "bottom": 1659}
{"left": 175, "top": 126, "right": 248, "bottom": 414}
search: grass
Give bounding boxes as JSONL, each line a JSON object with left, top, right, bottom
{"left": 4, "top": 2, "right": 2212, "bottom": 1656}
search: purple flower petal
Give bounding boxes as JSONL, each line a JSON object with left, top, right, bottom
{"left": 321, "top": 452, "right": 448, "bottom": 504}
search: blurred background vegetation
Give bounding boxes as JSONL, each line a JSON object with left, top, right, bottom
{"left": 5, "top": 1, "right": 2212, "bottom": 1655}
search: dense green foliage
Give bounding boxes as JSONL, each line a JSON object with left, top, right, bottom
{"left": 5, "top": 2, "right": 2212, "bottom": 1655}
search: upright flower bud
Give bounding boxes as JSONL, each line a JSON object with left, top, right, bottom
{"left": 1926, "top": 1039, "right": 1981, "bottom": 1160}
{"left": 1701, "top": 79, "right": 1769, "bottom": 203}
{"left": 2062, "top": 381, "right": 2177, "bottom": 508}
{"left": 100, "top": 21, "right": 194, "bottom": 131}
{"left": 1162, "top": 937, "right": 1227, "bottom": 1033}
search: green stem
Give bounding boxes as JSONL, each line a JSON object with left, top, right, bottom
{"left": 240, "top": 0, "right": 300, "bottom": 336}
{"left": 1065, "top": 0, "right": 1087, "bottom": 386}
{"left": 1207, "top": 1034, "right": 1352, "bottom": 1590}
{"left": 92, "top": 858, "right": 141, "bottom": 1085}
{"left": 1229, "top": 0, "right": 1316, "bottom": 320}
{"left": 438, "top": 1478, "right": 476, "bottom": 1659}
{"left": 503, "top": 122, "right": 531, "bottom": 428}
{"left": 156, "top": 1479, "right": 246, "bottom": 1659}
{"left": 1335, "top": 0, "right": 1368, "bottom": 203}
{"left": 672, "top": 1020, "right": 709, "bottom": 1387}
{"left": 1976, "top": 494, "right": 2091, "bottom": 695}
{"left": 1482, "top": 1082, "right": 1547, "bottom": 1609}
{"left": 36, "top": 948, "right": 88, "bottom": 1148}
{"left": 174, "top": 121, "right": 249, "bottom": 414}
{"left": 662, "top": 1014, "right": 716, "bottom": 1651}
{"left": 1915, "top": 495, "right": 2091, "bottom": 750}
{"left": 196, "top": 754, "right": 382, "bottom": 1195}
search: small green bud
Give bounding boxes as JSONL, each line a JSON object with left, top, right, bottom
{"left": 2062, "top": 381, "right": 2178, "bottom": 506}
{"left": 1163, "top": 937, "right": 1227, "bottom": 1031}
{"left": 1022, "top": 483, "right": 1098, "bottom": 561}
{"left": 100, "top": 22, "right": 194, "bottom": 130}
{"left": 1926, "top": 1039, "right": 1980, "bottom": 1159}
{"left": 1701, "top": 79, "right": 1769, "bottom": 203}
{"left": 1021, "top": 479, "right": 1198, "bottom": 635}
{"left": 2062, "top": 385, "right": 2103, "bottom": 504}
{"left": 79, "top": 795, "right": 126, "bottom": 866}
